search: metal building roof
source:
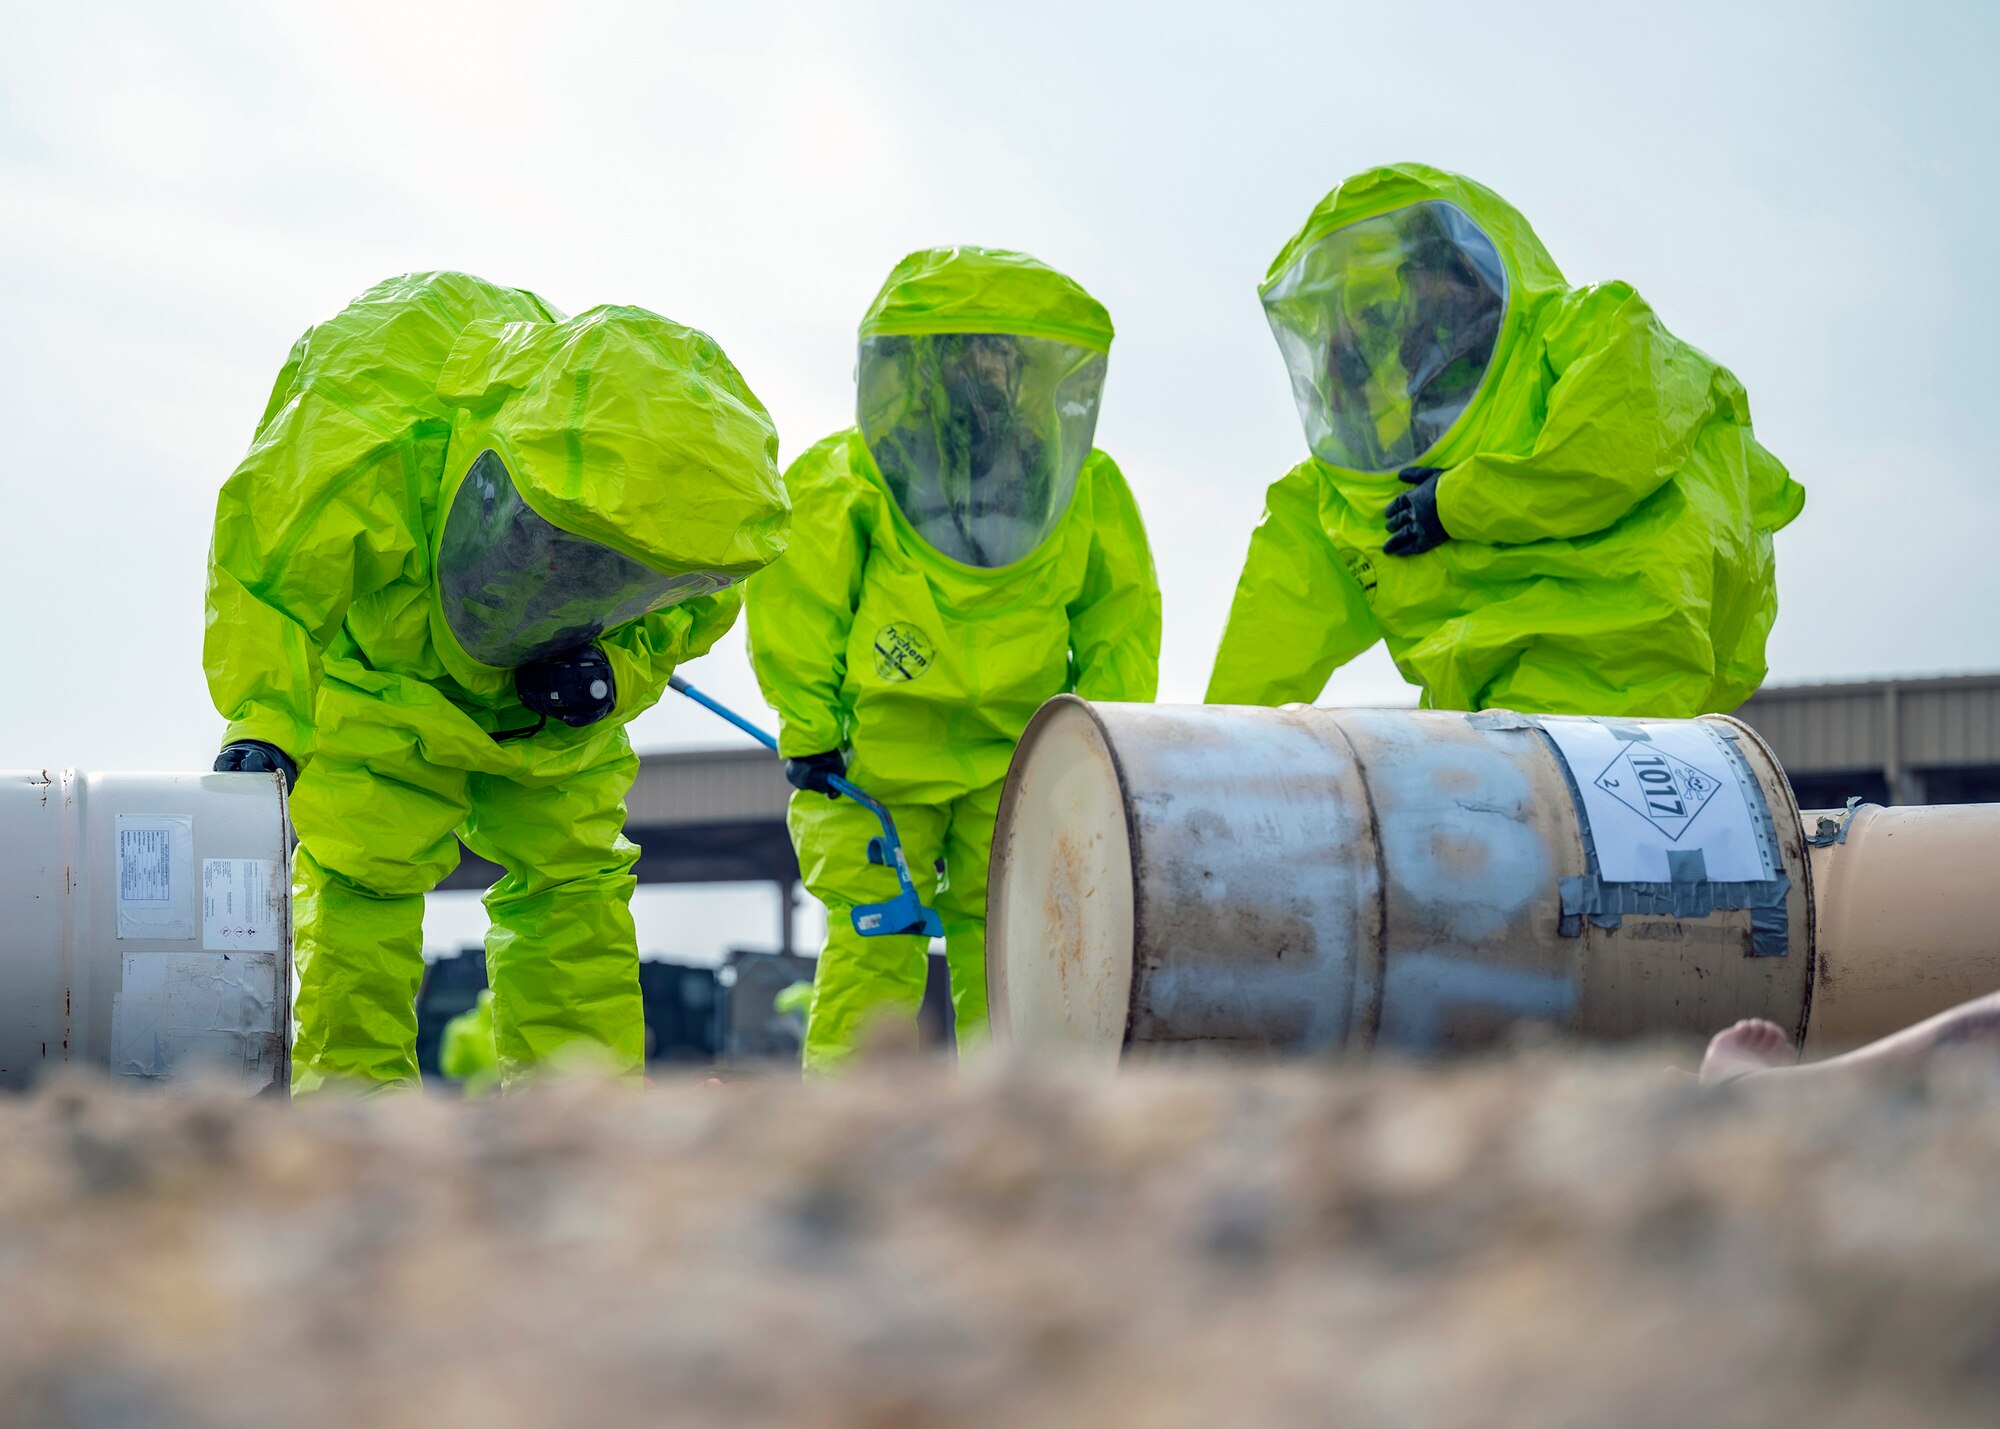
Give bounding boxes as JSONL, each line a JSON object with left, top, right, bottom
{"left": 1735, "top": 672, "right": 2000, "bottom": 772}
{"left": 625, "top": 746, "right": 792, "bottom": 827}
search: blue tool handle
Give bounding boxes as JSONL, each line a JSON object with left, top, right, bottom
{"left": 827, "top": 775, "right": 920, "bottom": 895}
{"left": 826, "top": 773, "right": 875, "bottom": 809}
{"left": 668, "top": 676, "right": 929, "bottom": 907}
{"left": 667, "top": 674, "right": 778, "bottom": 752}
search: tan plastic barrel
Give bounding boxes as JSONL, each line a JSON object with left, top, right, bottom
{"left": 988, "top": 699, "right": 1815, "bottom": 1063}
{"left": 1800, "top": 802, "right": 2000, "bottom": 1055}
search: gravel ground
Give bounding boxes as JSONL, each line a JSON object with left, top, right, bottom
{"left": 5, "top": 1049, "right": 2000, "bottom": 1428}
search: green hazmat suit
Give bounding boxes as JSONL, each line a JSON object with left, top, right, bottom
{"left": 204, "top": 271, "right": 788, "bottom": 1092}
{"left": 746, "top": 247, "right": 1161, "bottom": 1073}
{"left": 1208, "top": 164, "right": 1804, "bottom": 715}
{"left": 438, "top": 990, "right": 500, "bottom": 1097}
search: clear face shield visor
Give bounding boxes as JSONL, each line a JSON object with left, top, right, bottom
{"left": 1262, "top": 200, "right": 1508, "bottom": 474}
{"left": 437, "top": 448, "right": 731, "bottom": 669}
{"left": 857, "top": 331, "right": 1106, "bottom": 569}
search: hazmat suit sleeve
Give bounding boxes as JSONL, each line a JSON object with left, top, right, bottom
{"left": 745, "top": 437, "right": 868, "bottom": 757}
{"left": 203, "top": 339, "right": 427, "bottom": 767}
{"left": 1066, "top": 452, "right": 1162, "bottom": 701}
{"left": 1435, "top": 283, "right": 1714, "bottom": 545}
{"left": 1205, "top": 463, "right": 1382, "bottom": 706}
{"left": 600, "top": 589, "right": 746, "bottom": 721}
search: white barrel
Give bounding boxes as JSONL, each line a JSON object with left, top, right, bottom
{"left": 988, "top": 699, "right": 1815, "bottom": 1063}
{"left": 0, "top": 770, "right": 291, "bottom": 1091}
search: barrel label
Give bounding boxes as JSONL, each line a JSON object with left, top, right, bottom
{"left": 202, "top": 858, "right": 283, "bottom": 952}
{"left": 1539, "top": 719, "right": 1770, "bottom": 885}
{"left": 110, "top": 951, "right": 282, "bottom": 1081}
{"left": 115, "top": 814, "right": 195, "bottom": 941}
{"left": 1591, "top": 743, "right": 1721, "bottom": 842}
{"left": 119, "top": 828, "right": 174, "bottom": 903}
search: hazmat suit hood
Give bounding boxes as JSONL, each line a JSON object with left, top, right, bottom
{"left": 1261, "top": 163, "right": 1570, "bottom": 477}
{"left": 855, "top": 247, "right": 1112, "bottom": 570}
{"left": 431, "top": 305, "right": 789, "bottom": 669}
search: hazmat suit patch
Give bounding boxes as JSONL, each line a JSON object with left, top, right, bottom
{"left": 873, "top": 623, "right": 935, "bottom": 682}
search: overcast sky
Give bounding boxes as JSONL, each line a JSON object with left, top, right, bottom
{"left": 4, "top": 1, "right": 1995, "bottom": 958}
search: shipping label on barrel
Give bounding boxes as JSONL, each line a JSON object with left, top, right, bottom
{"left": 1592, "top": 744, "right": 1719, "bottom": 842}
{"left": 110, "top": 950, "right": 282, "bottom": 1082}
{"left": 115, "top": 814, "right": 196, "bottom": 940}
{"left": 202, "top": 857, "right": 283, "bottom": 952}
{"left": 1539, "top": 719, "right": 1770, "bottom": 885}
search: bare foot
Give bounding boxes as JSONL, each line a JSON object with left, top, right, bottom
{"left": 1699, "top": 1018, "right": 1796, "bottom": 1086}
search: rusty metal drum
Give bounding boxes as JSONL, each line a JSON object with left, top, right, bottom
{"left": 987, "top": 698, "right": 1816, "bottom": 1063}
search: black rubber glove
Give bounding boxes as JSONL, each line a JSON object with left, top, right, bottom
{"left": 514, "top": 645, "right": 617, "bottom": 728}
{"left": 784, "top": 750, "right": 846, "bottom": 799}
{"left": 214, "top": 740, "right": 298, "bottom": 792}
{"left": 1384, "top": 466, "right": 1450, "bottom": 557}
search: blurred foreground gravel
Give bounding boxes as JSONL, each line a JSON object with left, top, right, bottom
{"left": 6, "top": 1051, "right": 2000, "bottom": 1428}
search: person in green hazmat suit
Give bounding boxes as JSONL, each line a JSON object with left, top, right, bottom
{"left": 1207, "top": 163, "right": 1804, "bottom": 715}
{"left": 204, "top": 271, "right": 789, "bottom": 1092}
{"left": 438, "top": 990, "right": 500, "bottom": 1097}
{"left": 746, "top": 247, "right": 1161, "bottom": 1073}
